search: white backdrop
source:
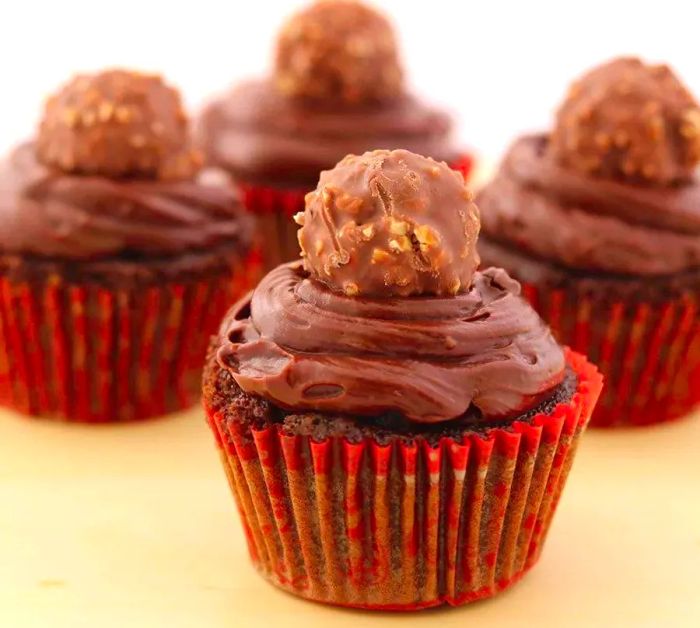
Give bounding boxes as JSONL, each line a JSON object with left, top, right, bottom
{"left": 1, "top": 0, "right": 698, "bottom": 160}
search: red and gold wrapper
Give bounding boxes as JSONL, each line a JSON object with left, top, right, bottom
{"left": 519, "top": 282, "right": 700, "bottom": 427}
{"left": 0, "top": 249, "right": 261, "bottom": 422}
{"left": 239, "top": 153, "right": 475, "bottom": 271}
{"left": 205, "top": 350, "right": 601, "bottom": 610}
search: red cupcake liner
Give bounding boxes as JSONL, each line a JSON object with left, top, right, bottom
{"left": 520, "top": 282, "right": 700, "bottom": 427}
{"left": 205, "top": 349, "right": 601, "bottom": 610}
{"left": 239, "top": 183, "right": 308, "bottom": 218}
{"left": 450, "top": 153, "right": 475, "bottom": 184}
{"left": 0, "top": 250, "right": 261, "bottom": 422}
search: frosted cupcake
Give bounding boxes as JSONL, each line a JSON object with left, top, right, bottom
{"left": 0, "top": 69, "right": 259, "bottom": 421}
{"left": 478, "top": 57, "right": 700, "bottom": 427}
{"left": 204, "top": 149, "right": 601, "bottom": 608}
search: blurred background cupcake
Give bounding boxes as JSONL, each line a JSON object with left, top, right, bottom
{"left": 204, "top": 149, "right": 602, "bottom": 609}
{"left": 197, "top": 0, "right": 473, "bottom": 270}
{"left": 478, "top": 57, "right": 700, "bottom": 427}
{"left": 0, "top": 69, "right": 260, "bottom": 422}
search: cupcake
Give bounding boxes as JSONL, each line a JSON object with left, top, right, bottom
{"left": 197, "top": 0, "right": 472, "bottom": 271}
{"left": 203, "top": 149, "right": 602, "bottom": 609}
{"left": 478, "top": 57, "right": 700, "bottom": 428}
{"left": 0, "top": 69, "right": 260, "bottom": 422}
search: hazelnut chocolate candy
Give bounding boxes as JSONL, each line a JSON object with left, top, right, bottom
{"left": 274, "top": 0, "right": 403, "bottom": 105}
{"left": 550, "top": 57, "right": 700, "bottom": 186}
{"left": 296, "top": 149, "right": 480, "bottom": 297}
{"left": 36, "top": 69, "right": 201, "bottom": 180}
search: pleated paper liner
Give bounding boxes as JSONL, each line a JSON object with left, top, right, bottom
{"left": 0, "top": 249, "right": 261, "bottom": 422}
{"left": 519, "top": 282, "right": 700, "bottom": 428}
{"left": 239, "top": 153, "right": 475, "bottom": 271}
{"left": 206, "top": 350, "right": 601, "bottom": 610}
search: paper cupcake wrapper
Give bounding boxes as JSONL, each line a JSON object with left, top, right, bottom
{"left": 0, "top": 249, "right": 261, "bottom": 422}
{"left": 239, "top": 154, "right": 475, "bottom": 271}
{"left": 520, "top": 282, "right": 700, "bottom": 427}
{"left": 205, "top": 350, "right": 601, "bottom": 610}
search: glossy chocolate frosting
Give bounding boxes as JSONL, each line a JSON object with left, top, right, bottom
{"left": 217, "top": 262, "right": 566, "bottom": 424}
{"left": 0, "top": 143, "right": 251, "bottom": 260}
{"left": 197, "top": 80, "right": 456, "bottom": 187}
{"left": 478, "top": 135, "right": 700, "bottom": 275}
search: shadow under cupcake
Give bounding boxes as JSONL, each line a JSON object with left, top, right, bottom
{"left": 203, "top": 149, "right": 602, "bottom": 609}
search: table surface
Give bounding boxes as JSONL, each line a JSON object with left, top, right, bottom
{"left": 1, "top": 405, "right": 699, "bottom": 628}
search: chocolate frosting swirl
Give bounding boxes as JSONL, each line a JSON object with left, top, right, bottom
{"left": 197, "top": 80, "right": 456, "bottom": 187}
{"left": 217, "top": 262, "right": 565, "bottom": 424}
{"left": 478, "top": 135, "right": 700, "bottom": 275}
{"left": 0, "top": 143, "right": 251, "bottom": 260}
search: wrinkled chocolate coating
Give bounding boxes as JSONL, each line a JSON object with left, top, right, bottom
{"left": 196, "top": 80, "right": 455, "bottom": 187}
{"left": 217, "top": 262, "right": 566, "bottom": 423}
{"left": 37, "top": 69, "right": 201, "bottom": 180}
{"left": 550, "top": 57, "right": 700, "bottom": 185}
{"left": 478, "top": 135, "right": 700, "bottom": 275}
{"left": 0, "top": 143, "right": 250, "bottom": 260}
{"left": 275, "top": 0, "right": 402, "bottom": 105}
{"left": 298, "top": 149, "right": 479, "bottom": 297}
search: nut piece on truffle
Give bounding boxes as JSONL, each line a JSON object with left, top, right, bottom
{"left": 297, "top": 149, "right": 480, "bottom": 297}
{"left": 550, "top": 57, "right": 700, "bottom": 186}
{"left": 274, "top": 0, "right": 403, "bottom": 105}
{"left": 36, "top": 69, "right": 201, "bottom": 180}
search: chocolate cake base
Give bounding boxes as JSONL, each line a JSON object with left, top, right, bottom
{"left": 203, "top": 356, "right": 578, "bottom": 445}
{"left": 0, "top": 241, "right": 250, "bottom": 288}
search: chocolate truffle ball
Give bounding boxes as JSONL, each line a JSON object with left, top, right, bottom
{"left": 550, "top": 57, "right": 700, "bottom": 185}
{"left": 296, "top": 149, "right": 480, "bottom": 297}
{"left": 36, "top": 69, "right": 201, "bottom": 180}
{"left": 274, "top": 0, "right": 403, "bottom": 105}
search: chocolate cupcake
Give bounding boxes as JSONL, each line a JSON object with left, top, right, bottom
{"left": 478, "top": 57, "right": 700, "bottom": 427}
{"left": 203, "top": 149, "right": 602, "bottom": 609}
{"left": 197, "top": 0, "right": 472, "bottom": 270}
{"left": 0, "top": 69, "right": 260, "bottom": 422}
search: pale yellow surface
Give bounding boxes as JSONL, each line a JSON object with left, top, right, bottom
{"left": 1, "top": 407, "right": 699, "bottom": 628}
